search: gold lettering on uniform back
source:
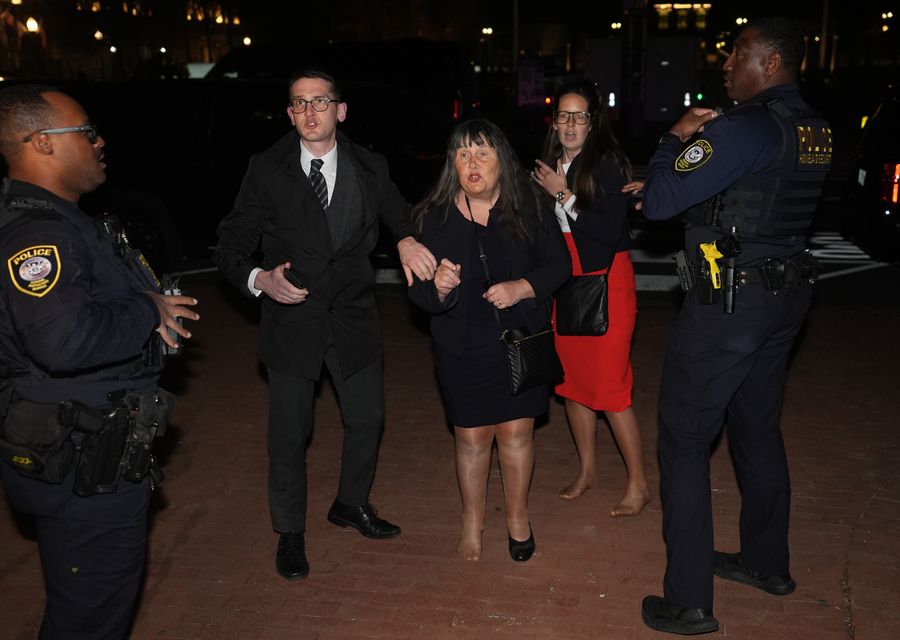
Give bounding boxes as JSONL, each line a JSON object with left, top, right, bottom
{"left": 796, "top": 126, "right": 832, "bottom": 167}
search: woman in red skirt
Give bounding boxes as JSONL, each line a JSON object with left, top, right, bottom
{"left": 533, "top": 81, "right": 651, "bottom": 516}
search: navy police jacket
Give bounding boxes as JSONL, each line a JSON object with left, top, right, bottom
{"left": 642, "top": 83, "right": 831, "bottom": 265}
{"left": 0, "top": 179, "right": 161, "bottom": 406}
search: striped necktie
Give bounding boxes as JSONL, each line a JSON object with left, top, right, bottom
{"left": 308, "top": 158, "right": 328, "bottom": 209}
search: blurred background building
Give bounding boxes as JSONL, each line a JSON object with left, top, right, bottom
{"left": 1, "top": 1, "right": 895, "bottom": 83}
{"left": 2, "top": 1, "right": 894, "bottom": 168}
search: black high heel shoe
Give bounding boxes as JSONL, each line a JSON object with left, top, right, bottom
{"left": 508, "top": 528, "right": 535, "bottom": 562}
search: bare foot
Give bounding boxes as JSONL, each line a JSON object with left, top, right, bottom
{"left": 558, "top": 476, "right": 595, "bottom": 500}
{"left": 610, "top": 487, "right": 651, "bottom": 517}
{"left": 458, "top": 521, "right": 483, "bottom": 561}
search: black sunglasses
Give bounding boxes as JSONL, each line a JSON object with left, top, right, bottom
{"left": 22, "top": 124, "right": 99, "bottom": 144}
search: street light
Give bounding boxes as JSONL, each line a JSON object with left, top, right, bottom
{"left": 94, "top": 30, "right": 104, "bottom": 41}
{"left": 242, "top": 36, "right": 251, "bottom": 46}
{"left": 25, "top": 16, "right": 39, "bottom": 32}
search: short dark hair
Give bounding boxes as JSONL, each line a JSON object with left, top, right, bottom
{"left": 0, "top": 84, "right": 57, "bottom": 162}
{"left": 748, "top": 17, "right": 805, "bottom": 76}
{"left": 287, "top": 67, "right": 341, "bottom": 101}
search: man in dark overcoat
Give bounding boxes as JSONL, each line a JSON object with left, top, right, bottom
{"left": 214, "top": 68, "right": 436, "bottom": 580}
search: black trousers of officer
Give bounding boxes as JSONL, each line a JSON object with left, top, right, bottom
{"left": 0, "top": 462, "right": 150, "bottom": 640}
{"left": 266, "top": 339, "right": 385, "bottom": 534}
{"left": 658, "top": 281, "right": 812, "bottom": 609}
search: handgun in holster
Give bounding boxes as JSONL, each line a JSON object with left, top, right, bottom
{"left": 62, "top": 388, "right": 173, "bottom": 496}
{"left": 118, "top": 389, "right": 173, "bottom": 487}
{"left": 61, "top": 401, "right": 131, "bottom": 496}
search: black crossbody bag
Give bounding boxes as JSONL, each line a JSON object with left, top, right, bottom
{"left": 554, "top": 260, "right": 610, "bottom": 336}
{"left": 465, "top": 197, "right": 563, "bottom": 395}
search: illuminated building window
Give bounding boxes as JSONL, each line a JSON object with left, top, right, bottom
{"left": 657, "top": 9, "right": 670, "bottom": 30}
{"left": 696, "top": 8, "right": 708, "bottom": 30}
{"left": 654, "top": 3, "right": 713, "bottom": 31}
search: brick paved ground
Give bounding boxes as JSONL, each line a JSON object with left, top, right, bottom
{"left": 1, "top": 275, "right": 898, "bottom": 640}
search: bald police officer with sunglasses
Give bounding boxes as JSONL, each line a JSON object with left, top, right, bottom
{"left": 0, "top": 84, "right": 198, "bottom": 638}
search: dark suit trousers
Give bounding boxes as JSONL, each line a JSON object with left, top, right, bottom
{"left": 266, "top": 343, "right": 385, "bottom": 533}
{"left": 657, "top": 283, "right": 811, "bottom": 609}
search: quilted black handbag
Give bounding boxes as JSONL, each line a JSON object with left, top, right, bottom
{"left": 500, "top": 324, "right": 564, "bottom": 395}
{"left": 466, "top": 197, "right": 563, "bottom": 395}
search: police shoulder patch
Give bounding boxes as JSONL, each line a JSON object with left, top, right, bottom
{"left": 675, "top": 139, "right": 714, "bottom": 172}
{"left": 7, "top": 245, "right": 61, "bottom": 298}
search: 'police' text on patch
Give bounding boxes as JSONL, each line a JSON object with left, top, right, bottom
{"left": 7, "top": 245, "right": 61, "bottom": 298}
{"left": 675, "top": 140, "right": 714, "bottom": 172}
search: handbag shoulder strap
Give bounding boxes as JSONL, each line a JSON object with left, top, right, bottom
{"left": 463, "top": 195, "right": 550, "bottom": 336}
{"left": 463, "top": 195, "right": 505, "bottom": 337}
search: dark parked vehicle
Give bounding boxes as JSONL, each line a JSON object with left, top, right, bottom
{"left": 73, "top": 77, "right": 453, "bottom": 270}
{"left": 840, "top": 94, "right": 900, "bottom": 263}
{"left": 2, "top": 41, "right": 469, "bottom": 272}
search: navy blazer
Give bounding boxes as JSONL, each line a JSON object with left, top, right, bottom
{"left": 562, "top": 153, "right": 632, "bottom": 273}
{"left": 213, "top": 130, "right": 412, "bottom": 379}
{"left": 408, "top": 199, "right": 571, "bottom": 357}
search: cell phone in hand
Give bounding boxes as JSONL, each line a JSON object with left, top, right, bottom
{"left": 283, "top": 268, "right": 304, "bottom": 290}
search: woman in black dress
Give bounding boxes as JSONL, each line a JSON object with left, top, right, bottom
{"left": 409, "top": 120, "right": 570, "bottom": 562}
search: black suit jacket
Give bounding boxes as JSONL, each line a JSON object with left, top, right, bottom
{"left": 213, "top": 130, "right": 412, "bottom": 379}
{"left": 408, "top": 200, "right": 571, "bottom": 357}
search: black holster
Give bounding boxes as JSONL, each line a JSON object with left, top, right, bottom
{"left": 62, "top": 388, "right": 173, "bottom": 496}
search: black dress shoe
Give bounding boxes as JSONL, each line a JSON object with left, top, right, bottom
{"left": 713, "top": 551, "right": 796, "bottom": 595}
{"left": 508, "top": 528, "right": 535, "bottom": 562}
{"left": 641, "top": 595, "right": 719, "bottom": 635}
{"left": 275, "top": 531, "right": 309, "bottom": 580}
{"left": 326, "top": 500, "right": 401, "bottom": 539}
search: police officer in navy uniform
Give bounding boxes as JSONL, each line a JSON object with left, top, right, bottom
{"left": 0, "top": 85, "right": 199, "bottom": 638}
{"left": 635, "top": 18, "right": 832, "bottom": 634}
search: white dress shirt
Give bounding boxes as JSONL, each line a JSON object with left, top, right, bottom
{"left": 554, "top": 160, "right": 579, "bottom": 233}
{"left": 247, "top": 142, "right": 340, "bottom": 296}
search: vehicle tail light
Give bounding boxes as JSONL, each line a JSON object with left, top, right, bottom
{"left": 884, "top": 163, "right": 900, "bottom": 204}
